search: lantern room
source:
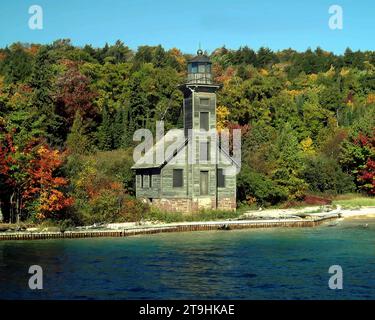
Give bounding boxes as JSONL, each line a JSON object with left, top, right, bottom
{"left": 187, "top": 49, "right": 213, "bottom": 84}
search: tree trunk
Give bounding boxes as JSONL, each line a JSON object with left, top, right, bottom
{"left": 16, "top": 191, "right": 20, "bottom": 224}
{"left": 9, "top": 192, "right": 14, "bottom": 224}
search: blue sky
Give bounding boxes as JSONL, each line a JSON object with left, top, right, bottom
{"left": 0, "top": 0, "right": 374, "bottom": 54}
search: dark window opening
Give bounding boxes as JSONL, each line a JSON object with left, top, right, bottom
{"left": 217, "top": 169, "right": 225, "bottom": 188}
{"left": 200, "top": 171, "right": 209, "bottom": 195}
{"left": 173, "top": 169, "right": 183, "bottom": 188}
{"left": 200, "top": 141, "right": 210, "bottom": 161}
{"left": 141, "top": 174, "right": 144, "bottom": 188}
{"left": 190, "top": 62, "right": 198, "bottom": 73}
{"left": 149, "top": 174, "right": 152, "bottom": 188}
{"left": 200, "top": 111, "right": 209, "bottom": 131}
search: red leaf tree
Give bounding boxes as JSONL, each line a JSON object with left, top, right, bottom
{"left": 1, "top": 123, "right": 73, "bottom": 222}
{"left": 354, "top": 129, "right": 375, "bottom": 195}
{"left": 54, "top": 60, "right": 98, "bottom": 127}
{"left": 359, "top": 159, "right": 375, "bottom": 195}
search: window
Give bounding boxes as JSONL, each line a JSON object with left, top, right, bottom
{"left": 200, "top": 98, "right": 210, "bottom": 106}
{"left": 173, "top": 169, "right": 183, "bottom": 188}
{"left": 198, "top": 63, "right": 206, "bottom": 73}
{"left": 200, "top": 141, "right": 210, "bottom": 161}
{"left": 141, "top": 174, "right": 144, "bottom": 188}
{"left": 200, "top": 171, "right": 209, "bottom": 195}
{"left": 191, "top": 62, "right": 198, "bottom": 73}
{"left": 217, "top": 169, "right": 225, "bottom": 188}
{"left": 200, "top": 111, "right": 209, "bottom": 131}
{"left": 149, "top": 174, "right": 152, "bottom": 188}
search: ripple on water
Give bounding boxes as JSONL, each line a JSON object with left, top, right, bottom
{"left": 1, "top": 219, "right": 375, "bottom": 299}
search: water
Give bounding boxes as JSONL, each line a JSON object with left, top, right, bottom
{"left": 1, "top": 218, "right": 374, "bottom": 300}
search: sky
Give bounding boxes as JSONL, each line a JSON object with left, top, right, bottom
{"left": 0, "top": 0, "right": 374, "bottom": 54}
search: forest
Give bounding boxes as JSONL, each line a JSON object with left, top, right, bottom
{"left": 0, "top": 40, "right": 374, "bottom": 225}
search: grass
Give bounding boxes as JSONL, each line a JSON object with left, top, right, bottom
{"left": 332, "top": 194, "right": 375, "bottom": 209}
{"left": 143, "top": 194, "right": 375, "bottom": 223}
{"left": 144, "top": 208, "right": 243, "bottom": 223}
{"left": 2, "top": 194, "right": 373, "bottom": 227}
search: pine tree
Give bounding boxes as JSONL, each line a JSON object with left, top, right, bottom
{"left": 30, "top": 46, "right": 63, "bottom": 146}
{"left": 66, "top": 111, "right": 90, "bottom": 155}
{"left": 112, "top": 106, "right": 125, "bottom": 149}
{"left": 121, "top": 110, "right": 134, "bottom": 149}
{"left": 98, "top": 105, "right": 113, "bottom": 151}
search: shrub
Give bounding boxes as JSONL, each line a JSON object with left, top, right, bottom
{"left": 303, "top": 155, "right": 356, "bottom": 194}
{"left": 237, "top": 165, "right": 288, "bottom": 206}
{"left": 64, "top": 148, "right": 142, "bottom": 225}
{"left": 144, "top": 207, "right": 241, "bottom": 223}
{"left": 118, "top": 196, "right": 149, "bottom": 222}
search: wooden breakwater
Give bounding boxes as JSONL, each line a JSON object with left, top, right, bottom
{"left": 0, "top": 214, "right": 339, "bottom": 241}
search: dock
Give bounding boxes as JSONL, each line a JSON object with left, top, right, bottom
{"left": 0, "top": 213, "right": 340, "bottom": 241}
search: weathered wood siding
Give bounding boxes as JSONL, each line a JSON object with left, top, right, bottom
{"left": 135, "top": 168, "right": 161, "bottom": 199}
{"left": 193, "top": 91, "right": 217, "bottom": 131}
{"left": 158, "top": 88, "right": 236, "bottom": 207}
{"left": 134, "top": 79, "right": 237, "bottom": 211}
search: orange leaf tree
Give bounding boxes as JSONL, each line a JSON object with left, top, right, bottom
{"left": 23, "top": 145, "right": 73, "bottom": 220}
{"left": 1, "top": 123, "right": 73, "bottom": 222}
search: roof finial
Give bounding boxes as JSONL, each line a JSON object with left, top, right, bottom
{"left": 197, "top": 42, "right": 203, "bottom": 56}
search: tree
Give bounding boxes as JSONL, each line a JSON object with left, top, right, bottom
{"left": 256, "top": 47, "right": 278, "bottom": 68}
{"left": 358, "top": 159, "right": 375, "bottom": 195}
{"left": 98, "top": 105, "right": 113, "bottom": 151}
{"left": 23, "top": 145, "right": 73, "bottom": 220}
{"left": 30, "top": 45, "right": 63, "bottom": 146}
{"left": 238, "top": 163, "right": 287, "bottom": 206}
{"left": 270, "top": 124, "right": 308, "bottom": 200}
{"left": 2, "top": 43, "right": 34, "bottom": 83}
{"left": 340, "top": 130, "right": 375, "bottom": 193}
{"left": 66, "top": 111, "right": 91, "bottom": 155}
{"left": 0, "top": 122, "right": 72, "bottom": 222}
{"left": 54, "top": 61, "right": 98, "bottom": 137}
{"left": 0, "top": 127, "right": 36, "bottom": 223}
{"left": 303, "top": 155, "right": 355, "bottom": 194}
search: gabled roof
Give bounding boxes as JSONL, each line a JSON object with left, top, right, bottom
{"left": 131, "top": 129, "right": 241, "bottom": 170}
{"left": 131, "top": 129, "right": 187, "bottom": 170}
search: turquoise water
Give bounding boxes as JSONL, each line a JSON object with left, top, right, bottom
{"left": 0, "top": 218, "right": 374, "bottom": 300}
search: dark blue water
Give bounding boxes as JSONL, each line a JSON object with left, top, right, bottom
{"left": 1, "top": 218, "right": 375, "bottom": 300}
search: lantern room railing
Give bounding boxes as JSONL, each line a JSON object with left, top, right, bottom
{"left": 187, "top": 72, "right": 213, "bottom": 84}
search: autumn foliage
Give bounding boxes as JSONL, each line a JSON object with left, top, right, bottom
{"left": 0, "top": 124, "right": 73, "bottom": 221}
{"left": 1, "top": 41, "right": 375, "bottom": 223}
{"left": 54, "top": 61, "right": 98, "bottom": 126}
{"left": 359, "top": 159, "right": 375, "bottom": 195}
{"left": 23, "top": 145, "right": 74, "bottom": 219}
{"left": 355, "top": 131, "right": 375, "bottom": 195}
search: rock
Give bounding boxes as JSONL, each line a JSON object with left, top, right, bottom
{"left": 42, "top": 227, "right": 60, "bottom": 232}
{"left": 0, "top": 225, "right": 9, "bottom": 232}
